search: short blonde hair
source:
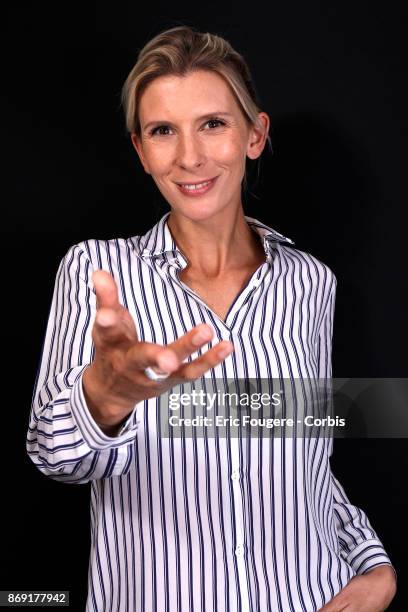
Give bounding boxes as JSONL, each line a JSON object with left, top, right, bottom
{"left": 121, "top": 25, "right": 271, "bottom": 191}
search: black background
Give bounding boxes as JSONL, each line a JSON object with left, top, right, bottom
{"left": 2, "top": 1, "right": 407, "bottom": 609}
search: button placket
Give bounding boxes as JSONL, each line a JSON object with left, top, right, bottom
{"left": 230, "top": 437, "right": 250, "bottom": 609}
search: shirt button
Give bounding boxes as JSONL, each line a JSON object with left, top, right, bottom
{"left": 235, "top": 544, "right": 244, "bottom": 557}
{"left": 231, "top": 469, "right": 240, "bottom": 481}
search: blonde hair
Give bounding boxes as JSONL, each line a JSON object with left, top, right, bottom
{"left": 121, "top": 25, "right": 272, "bottom": 192}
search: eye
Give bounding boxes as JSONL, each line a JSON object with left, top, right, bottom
{"left": 204, "top": 118, "right": 226, "bottom": 129}
{"left": 150, "top": 125, "right": 173, "bottom": 136}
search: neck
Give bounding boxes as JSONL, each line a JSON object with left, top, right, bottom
{"left": 167, "top": 206, "right": 266, "bottom": 278}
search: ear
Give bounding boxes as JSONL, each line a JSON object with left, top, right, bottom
{"left": 130, "top": 133, "right": 151, "bottom": 174}
{"left": 246, "top": 112, "right": 270, "bottom": 160}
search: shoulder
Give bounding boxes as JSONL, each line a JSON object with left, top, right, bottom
{"left": 277, "top": 243, "right": 337, "bottom": 296}
{"left": 61, "top": 235, "right": 143, "bottom": 271}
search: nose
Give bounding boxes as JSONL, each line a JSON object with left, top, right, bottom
{"left": 175, "top": 132, "right": 206, "bottom": 170}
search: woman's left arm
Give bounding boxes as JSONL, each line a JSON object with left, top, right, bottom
{"left": 330, "top": 472, "right": 396, "bottom": 579}
{"left": 318, "top": 274, "right": 397, "bottom": 609}
{"left": 319, "top": 565, "right": 397, "bottom": 611}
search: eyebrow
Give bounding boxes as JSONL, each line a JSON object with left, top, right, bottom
{"left": 142, "top": 112, "right": 233, "bottom": 132}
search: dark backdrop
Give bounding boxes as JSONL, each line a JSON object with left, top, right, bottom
{"left": 2, "top": 1, "right": 407, "bottom": 609}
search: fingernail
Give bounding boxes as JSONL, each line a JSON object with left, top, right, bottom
{"left": 192, "top": 327, "right": 212, "bottom": 346}
{"left": 96, "top": 311, "right": 112, "bottom": 327}
{"left": 159, "top": 351, "right": 178, "bottom": 371}
{"left": 218, "top": 344, "right": 234, "bottom": 359}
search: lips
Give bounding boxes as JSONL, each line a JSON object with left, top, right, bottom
{"left": 175, "top": 176, "right": 219, "bottom": 197}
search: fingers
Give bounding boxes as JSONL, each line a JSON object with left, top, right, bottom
{"left": 93, "top": 308, "right": 235, "bottom": 387}
{"left": 126, "top": 342, "right": 180, "bottom": 374}
{"left": 166, "top": 323, "right": 214, "bottom": 362}
{"left": 92, "top": 271, "right": 137, "bottom": 345}
{"left": 124, "top": 323, "right": 216, "bottom": 377}
{"left": 93, "top": 270, "right": 121, "bottom": 310}
{"left": 173, "top": 340, "right": 234, "bottom": 380}
{"left": 93, "top": 308, "right": 128, "bottom": 346}
{"left": 126, "top": 332, "right": 234, "bottom": 379}
{"left": 125, "top": 325, "right": 234, "bottom": 381}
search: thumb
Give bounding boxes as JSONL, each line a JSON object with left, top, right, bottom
{"left": 92, "top": 270, "right": 120, "bottom": 311}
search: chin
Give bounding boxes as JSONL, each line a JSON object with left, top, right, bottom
{"left": 169, "top": 200, "right": 232, "bottom": 223}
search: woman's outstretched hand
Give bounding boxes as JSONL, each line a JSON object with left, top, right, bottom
{"left": 318, "top": 565, "right": 397, "bottom": 611}
{"left": 82, "top": 270, "right": 234, "bottom": 435}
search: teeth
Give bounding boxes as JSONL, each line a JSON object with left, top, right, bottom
{"left": 181, "top": 180, "right": 211, "bottom": 190}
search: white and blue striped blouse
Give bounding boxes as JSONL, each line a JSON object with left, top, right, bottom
{"left": 27, "top": 211, "right": 394, "bottom": 611}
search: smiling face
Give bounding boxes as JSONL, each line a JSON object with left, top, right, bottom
{"left": 131, "top": 69, "right": 269, "bottom": 222}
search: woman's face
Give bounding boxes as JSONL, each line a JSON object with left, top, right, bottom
{"left": 131, "top": 69, "right": 269, "bottom": 222}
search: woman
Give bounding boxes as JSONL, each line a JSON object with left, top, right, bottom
{"left": 27, "top": 26, "right": 396, "bottom": 611}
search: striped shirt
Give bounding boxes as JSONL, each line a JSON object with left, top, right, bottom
{"left": 27, "top": 211, "right": 394, "bottom": 612}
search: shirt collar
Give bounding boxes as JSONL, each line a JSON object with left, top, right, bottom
{"left": 139, "top": 211, "right": 294, "bottom": 260}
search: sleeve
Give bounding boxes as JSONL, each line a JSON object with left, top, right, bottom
{"left": 318, "top": 272, "right": 396, "bottom": 577}
{"left": 26, "top": 243, "right": 139, "bottom": 485}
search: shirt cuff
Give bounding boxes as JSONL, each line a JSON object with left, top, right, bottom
{"left": 345, "top": 539, "right": 396, "bottom": 578}
{"left": 70, "top": 369, "right": 139, "bottom": 451}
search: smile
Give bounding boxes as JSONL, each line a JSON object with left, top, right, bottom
{"left": 175, "top": 176, "right": 218, "bottom": 196}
